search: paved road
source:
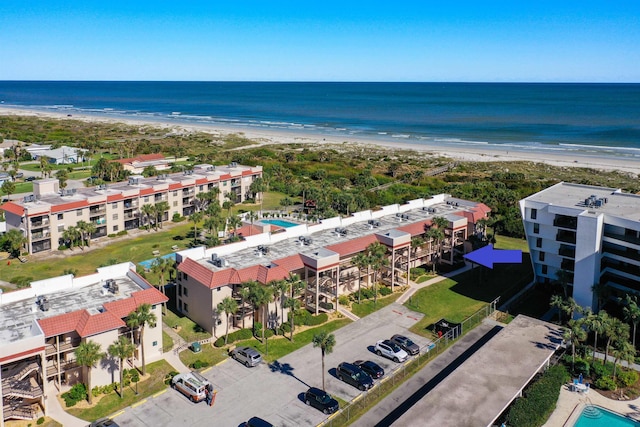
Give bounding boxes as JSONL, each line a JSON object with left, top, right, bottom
{"left": 114, "top": 303, "right": 431, "bottom": 427}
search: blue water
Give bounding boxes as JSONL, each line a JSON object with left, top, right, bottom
{"left": 139, "top": 253, "right": 176, "bottom": 269}
{"left": 573, "top": 406, "right": 640, "bottom": 427}
{"left": 1, "top": 81, "right": 639, "bottom": 159}
{"left": 260, "top": 219, "right": 299, "bottom": 228}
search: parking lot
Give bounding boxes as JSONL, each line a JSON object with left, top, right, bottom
{"left": 115, "top": 302, "right": 431, "bottom": 427}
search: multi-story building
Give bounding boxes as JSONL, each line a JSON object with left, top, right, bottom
{"left": 0, "top": 163, "right": 262, "bottom": 254}
{"left": 520, "top": 182, "right": 640, "bottom": 310}
{"left": 0, "top": 262, "right": 167, "bottom": 425}
{"left": 175, "top": 195, "right": 490, "bottom": 336}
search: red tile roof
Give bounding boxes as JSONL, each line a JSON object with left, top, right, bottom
{"left": 273, "top": 254, "right": 304, "bottom": 272}
{"left": 0, "top": 201, "right": 24, "bottom": 217}
{"left": 76, "top": 311, "right": 125, "bottom": 337}
{"left": 397, "top": 220, "right": 432, "bottom": 237}
{"left": 38, "top": 311, "right": 85, "bottom": 337}
{"left": 236, "top": 224, "right": 269, "bottom": 237}
{"left": 177, "top": 257, "right": 241, "bottom": 289}
{"left": 51, "top": 200, "right": 89, "bottom": 214}
{"left": 102, "top": 298, "right": 137, "bottom": 319}
{"left": 113, "top": 153, "right": 166, "bottom": 165}
{"left": 326, "top": 235, "right": 378, "bottom": 257}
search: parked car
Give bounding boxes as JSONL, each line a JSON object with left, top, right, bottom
{"left": 336, "top": 362, "right": 374, "bottom": 391}
{"left": 390, "top": 334, "right": 420, "bottom": 355}
{"left": 354, "top": 360, "right": 385, "bottom": 379}
{"left": 25, "top": 176, "right": 37, "bottom": 182}
{"left": 90, "top": 419, "right": 119, "bottom": 427}
{"left": 243, "top": 416, "right": 274, "bottom": 427}
{"left": 374, "top": 339, "right": 408, "bottom": 362}
{"left": 171, "top": 371, "right": 211, "bottom": 402}
{"left": 304, "top": 387, "right": 339, "bottom": 414}
{"left": 231, "top": 346, "right": 263, "bottom": 367}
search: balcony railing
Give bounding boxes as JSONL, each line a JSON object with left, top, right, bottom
{"left": 604, "top": 231, "right": 640, "bottom": 246}
{"left": 123, "top": 201, "right": 139, "bottom": 209}
{"left": 553, "top": 216, "right": 578, "bottom": 230}
{"left": 556, "top": 230, "right": 577, "bottom": 244}
{"left": 30, "top": 218, "right": 50, "bottom": 228}
{"left": 601, "top": 258, "right": 640, "bottom": 277}
{"left": 31, "top": 231, "right": 51, "bottom": 241}
{"left": 603, "top": 244, "right": 640, "bottom": 262}
{"left": 45, "top": 340, "right": 81, "bottom": 355}
{"left": 89, "top": 207, "right": 106, "bottom": 215}
{"left": 558, "top": 245, "right": 576, "bottom": 258}
{"left": 560, "top": 259, "right": 575, "bottom": 272}
{"left": 124, "top": 212, "right": 139, "bottom": 219}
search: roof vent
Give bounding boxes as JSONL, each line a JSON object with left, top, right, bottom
{"left": 36, "top": 295, "right": 50, "bottom": 312}
{"left": 23, "top": 195, "right": 35, "bottom": 203}
{"left": 229, "top": 162, "right": 238, "bottom": 168}
{"left": 106, "top": 279, "right": 119, "bottom": 294}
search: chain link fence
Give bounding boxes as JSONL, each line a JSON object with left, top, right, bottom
{"left": 319, "top": 297, "right": 500, "bottom": 427}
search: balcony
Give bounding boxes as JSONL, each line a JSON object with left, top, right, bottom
{"left": 604, "top": 231, "right": 640, "bottom": 246}
{"left": 307, "top": 284, "right": 336, "bottom": 298}
{"left": 123, "top": 200, "right": 139, "bottom": 209}
{"left": 182, "top": 189, "right": 195, "bottom": 197}
{"left": 601, "top": 258, "right": 640, "bottom": 277}
{"left": 601, "top": 272, "right": 640, "bottom": 293}
{"left": 92, "top": 217, "right": 107, "bottom": 226}
{"left": 124, "top": 211, "right": 139, "bottom": 220}
{"left": 603, "top": 243, "right": 640, "bottom": 262}
{"left": 553, "top": 215, "right": 578, "bottom": 230}
{"left": 30, "top": 218, "right": 50, "bottom": 228}
{"left": 556, "top": 230, "right": 577, "bottom": 244}
{"left": 45, "top": 339, "right": 81, "bottom": 355}
{"left": 45, "top": 359, "right": 78, "bottom": 377}
{"left": 31, "top": 230, "right": 51, "bottom": 241}
{"left": 560, "top": 259, "right": 575, "bottom": 272}
{"left": 89, "top": 206, "right": 106, "bottom": 216}
{"left": 558, "top": 245, "right": 576, "bottom": 258}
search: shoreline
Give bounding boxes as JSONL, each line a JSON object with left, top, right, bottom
{"left": 1, "top": 106, "right": 639, "bottom": 176}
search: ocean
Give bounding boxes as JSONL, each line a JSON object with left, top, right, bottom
{"left": 0, "top": 81, "right": 639, "bottom": 159}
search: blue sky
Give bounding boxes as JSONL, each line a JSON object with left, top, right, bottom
{"left": 1, "top": 1, "right": 639, "bottom": 82}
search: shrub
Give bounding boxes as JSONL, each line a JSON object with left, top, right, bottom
{"left": 117, "top": 230, "right": 128, "bottom": 236}
{"left": 306, "top": 313, "right": 328, "bottom": 326}
{"left": 191, "top": 359, "right": 209, "bottom": 369}
{"left": 164, "top": 371, "right": 179, "bottom": 385}
{"left": 129, "top": 368, "right": 140, "bottom": 383}
{"left": 264, "top": 329, "right": 275, "bottom": 339}
{"left": 591, "top": 361, "right": 614, "bottom": 380}
{"left": 595, "top": 375, "right": 616, "bottom": 391}
{"left": 410, "top": 267, "right": 426, "bottom": 280}
{"left": 214, "top": 328, "right": 253, "bottom": 347}
{"left": 338, "top": 295, "right": 350, "bottom": 306}
{"left": 617, "top": 369, "right": 639, "bottom": 388}
{"left": 379, "top": 286, "right": 392, "bottom": 296}
{"left": 172, "top": 213, "right": 184, "bottom": 222}
{"left": 107, "top": 234, "right": 116, "bottom": 238}
{"left": 62, "top": 382, "right": 87, "bottom": 407}
{"left": 505, "top": 365, "right": 569, "bottom": 427}
{"left": 37, "top": 417, "right": 45, "bottom": 425}
{"left": 253, "top": 322, "right": 263, "bottom": 337}
{"left": 574, "top": 359, "right": 590, "bottom": 377}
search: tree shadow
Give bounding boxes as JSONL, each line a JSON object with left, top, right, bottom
{"left": 268, "top": 360, "right": 310, "bottom": 388}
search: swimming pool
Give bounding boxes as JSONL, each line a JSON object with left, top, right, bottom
{"left": 573, "top": 405, "right": 640, "bottom": 427}
{"left": 259, "top": 219, "right": 300, "bottom": 228}
{"left": 139, "top": 253, "right": 176, "bottom": 269}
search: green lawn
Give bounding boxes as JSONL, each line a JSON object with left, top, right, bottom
{"left": 234, "top": 318, "right": 352, "bottom": 362}
{"left": 67, "top": 359, "right": 175, "bottom": 422}
{"left": 162, "top": 309, "right": 212, "bottom": 343}
{"left": 178, "top": 344, "right": 228, "bottom": 369}
{"left": 1, "top": 222, "right": 194, "bottom": 283}
{"left": 350, "top": 292, "right": 402, "bottom": 318}
{"left": 162, "top": 331, "right": 174, "bottom": 353}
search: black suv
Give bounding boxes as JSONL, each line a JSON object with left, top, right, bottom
{"left": 304, "top": 387, "right": 339, "bottom": 414}
{"left": 390, "top": 334, "right": 420, "bottom": 355}
{"left": 354, "top": 360, "right": 385, "bottom": 379}
{"left": 336, "top": 362, "right": 374, "bottom": 391}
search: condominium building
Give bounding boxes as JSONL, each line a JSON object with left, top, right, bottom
{"left": 0, "top": 163, "right": 262, "bottom": 254}
{"left": 0, "top": 262, "right": 167, "bottom": 425}
{"left": 520, "top": 182, "right": 640, "bottom": 310}
{"left": 175, "top": 195, "right": 490, "bottom": 336}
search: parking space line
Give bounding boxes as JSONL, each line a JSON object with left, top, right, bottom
{"left": 152, "top": 389, "right": 167, "bottom": 398}
{"left": 215, "top": 358, "right": 228, "bottom": 366}
{"left": 351, "top": 394, "right": 363, "bottom": 403}
{"left": 201, "top": 366, "right": 212, "bottom": 373}
{"left": 111, "top": 410, "right": 125, "bottom": 419}
{"left": 131, "top": 399, "right": 147, "bottom": 408}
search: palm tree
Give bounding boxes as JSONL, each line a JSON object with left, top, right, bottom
{"left": 592, "top": 282, "right": 611, "bottom": 312}
{"left": 227, "top": 215, "right": 243, "bottom": 238}
{"left": 271, "top": 280, "right": 289, "bottom": 327}
{"left": 352, "top": 252, "right": 370, "bottom": 305}
{"left": 247, "top": 210, "right": 258, "bottom": 236}
{"left": 155, "top": 201, "right": 170, "bottom": 229}
{"left": 563, "top": 319, "right": 587, "bottom": 372}
{"left": 611, "top": 340, "right": 636, "bottom": 387}
{"left": 75, "top": 341, "right": 104, "bottom": 404}
{"left": 366, "top": 241, "right": 389, "bottom": 305}
{"left": 3, "top": 229, "right": 26, "bottom": 258}
{"left": 312, "top": 332, "right": 336, "bottom": 390}
{"left": 126, "top": 304, "right": 157, "bottom": 376}
{"left": 550, "top": 294, "right": 565, "bottom": 324}
{"left": 62, "top": 226, "right": 81, "bottom": 249}
{"left": 151, "top": 256, "right": 174, "bottom": 313}
{"left": 584, "top": 309, "right": 608, "bottom": 363}
{"left": 603, "top": 317, "right": 630, "bottom": 365}
{"left": 217, "top": 296, "right": 238, "bottom": 345}
{"left": 623, "top": 294, "right": 640, "bottom": 348}
{"left": 108, "top": 336, "right": 136, "bottom": 398}
{"left": 76, "top": 220, "right": 96, "bottom": 248}
{"left": 284, "top": 297, "right": 301, "bottom": 341}
{"left": 554, "top": 269, "right": 572, "bottom": 299}
{"left": 239, "top": 285, "right": 252, "bottom": 329}
{"left": 190, "top": 211, "right": 204, "bottom": 243}
{"left": 141, "top": 204, "right": 155, "bottom": 231}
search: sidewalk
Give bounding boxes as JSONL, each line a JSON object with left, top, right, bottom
{"left": 44, "top": 381, "right": 88, "bottom": 427}
{"left": 162, "top": 323, "right": 191, "bottom": 373}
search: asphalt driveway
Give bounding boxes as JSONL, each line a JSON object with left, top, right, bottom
{"left": 114, "top": 302, "right": 430, "bottom": 427}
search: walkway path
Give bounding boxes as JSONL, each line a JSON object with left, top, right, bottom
{"left": 338, "top": 304, "right": 360, "bottom": 321}
{"left": 44, "top": 381, "right": 88, "bottom": 427}
{"left": 161, "top": 323, "right": 191, "bottom": 373}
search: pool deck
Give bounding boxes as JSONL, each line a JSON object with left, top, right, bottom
{"left": 544, "top": 385, "right": 640, "bottom": 426}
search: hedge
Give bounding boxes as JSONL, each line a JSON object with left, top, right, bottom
{"left": 214, "top": 328, "right": 253, "bottom": 347}
{"left": 504, "top": 365, "right": 569, "bottom": 427}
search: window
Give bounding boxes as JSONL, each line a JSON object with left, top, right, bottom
{"left": 178, "top": 284, "right": 182, "bottom": 296}
{"left": 77, "top": 209, "right": 83, "bottom": 216}
{"left": 144, "top": 196, "right": 149, "bottom": 202}
{"left": 183, "top": 273, "right": 189, "bottom": 281}
{"left": 531, "top": 208, "right": 537, "bottom": 220}
{"left": 173, "top": 201, "right": 178, "bottom": 207}
{"left": 539, "top": 251, "right": 545, "bottom": 261}
{"left": 223, "top": 181, "right": 227, "bottom": 186}
{"left": 217, "top": 287, "right": 221, "bottom": 292}
{"left": 184, "top": 287, "right": 188, "bottom": 297}
{"left": 58, "top": 225, "right": 64, "bottom": 232}
{"left": 113, "top": 225, "right": 119, "bottom": 232}
{"left": 112, "top": 202, "right": 118, "bottom": 208}
{"left": 541, "top": 265, "right": 548, "bottom": 274}
{"left": 58, "top": 213, "right": 63, "bottom": 220}
{"left": 533, "top": 223, "right": 539, "bottom": 234}
{"left": 153, "top": 341, "right": 158, "bottom": 347}
{"left": 183, "top": 303, "right": 188, "bottom": 312}
{"left": 173, "top": 191, "right": 178, "bottom": 197}
{"left": 112, "top": 214, "right": 118, "bottom": 220}
{"left": 199, "top": 185, "right": 204, "bottom": 191}
{"left": 536, "top": 238, "right": 542, "bottom": 248}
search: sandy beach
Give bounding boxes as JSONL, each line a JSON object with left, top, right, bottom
{"left": 2, "top": 106, "right": 639, "bottom": 176}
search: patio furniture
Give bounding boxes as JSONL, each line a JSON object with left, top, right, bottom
{"left": 152, "top": 250, "right": 160, "bottom": 256}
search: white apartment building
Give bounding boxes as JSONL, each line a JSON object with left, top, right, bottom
{"left": 0, "top": 162, "right": 262, "bottom": 254}
{"left": 520, "top": 182, "right": 640, "bottom": 310}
